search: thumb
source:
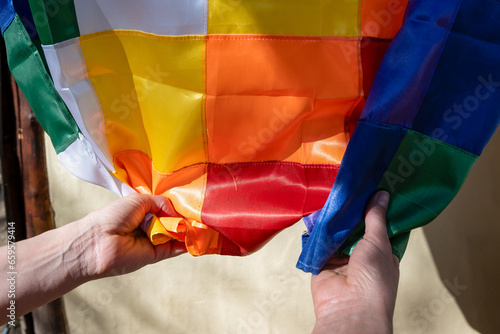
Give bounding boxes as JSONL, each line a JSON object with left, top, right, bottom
{"left": 364, "top": 190, "right": 391, "bottom": 248}
{"left": 153, "top": 241, "right": 187, "bottom": 263}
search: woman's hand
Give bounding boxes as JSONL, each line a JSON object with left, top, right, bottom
{"left": 1, "top": 193, "right": 186, "bottom": 323}
{"left": 311, "top": 191, "right": 400, "bottom": 334}
{"left": 75, "top": 193, "right": 186, "bottom": 279}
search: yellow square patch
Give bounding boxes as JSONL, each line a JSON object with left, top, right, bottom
{"left": 209, "top": 0, "right": 360, "bottom": 37}
{"left": 80, "top": 32, "right": 206, "bottom": 173}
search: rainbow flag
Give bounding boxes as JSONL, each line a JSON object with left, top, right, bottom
{"left": 2, "top": 0, "right": 499, "bottom": 272}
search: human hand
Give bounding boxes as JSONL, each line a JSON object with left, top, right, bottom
{"left": 72, "top": 194, "right": 186, "bottom": 280}
{"left": 0, "top": 193, "right": 187, "bottom": 321}
{"left": 310, "top": 191, "right": 400, "bottom": 334}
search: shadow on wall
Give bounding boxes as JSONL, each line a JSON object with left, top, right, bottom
{"left": 423, "top": 127, "right": 500, "bottom": 334}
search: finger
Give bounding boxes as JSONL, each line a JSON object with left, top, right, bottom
{"left": 364, "top": 190, "right": 391, "bottom": 247}
{"left": 322, "top": 253, "right": 350, "bottom": 270}
{"left": 147, "top": 195, "right": 179, "bottom": 217}
{"left": 169, "top": 241, "right": 188, "bottom": 257}
{"left": 126, "top": 193, "right": 178, "bottom": 217}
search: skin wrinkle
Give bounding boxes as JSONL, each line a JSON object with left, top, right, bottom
{"left": 61, "top": 222, "right": 96, "bottom": 282}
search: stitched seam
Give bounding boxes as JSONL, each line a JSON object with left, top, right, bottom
{"left": 407, "top": 129, "right": 478, "bottom": 159}
{"left": 207, "top": 34, "right": 360, "bottom": 42}
{"left": 344, "top": 97, "right": 364, "bottom": 136}
{"left": 296, "top": 260, "right": 322, "bottom": 271}
{"left": 410, "top": 1, "right": 463, "bottom": 125}
{"left": 357, "top": 0, "right": 363, "bottom": 37}
{"left": 79, "top": 30, "right": 206, "bottom": 41}
{"left": 113, "top": 151, "right": 207, "bottom": 176}
{"left": 198, "top": 164, "right": 208, "bottom": 226}
{"left": 113, "top": 150, "right": 341, "bottom": 175}
{"left": 359, "top": 120, "right": 479, "bottom": 159}
{"left": 209, "top": 161, "right": 341, "bottom": 168}
{"left": 358, "top": 118, "right": 408, "bottom": 130}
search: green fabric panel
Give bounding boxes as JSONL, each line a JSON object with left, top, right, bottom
{"left": 380, "top": 130, "right": 477, "bottom": 234}
{"left": 4, "top": 15, "right": 79, "bottom": 153}
{"left": 339, "top": 130, "right": 477, "bottom": 259}
{"left": 27, "top": 0, "right": 79, "bottom": 44}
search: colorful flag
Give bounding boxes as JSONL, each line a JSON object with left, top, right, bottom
{"left": 4, "top": 0, "right": 498, "bottom": 273}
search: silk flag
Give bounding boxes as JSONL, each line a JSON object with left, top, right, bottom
{"left": 1, "top": 0, "right": 408, "bottom": 257}
{"left": 3, "top": 0, "right": 498, "bottom": 273}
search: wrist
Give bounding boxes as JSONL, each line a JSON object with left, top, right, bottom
{"left": 60, "top": 218, "right": 101, "bottom": 283}
{"left": 313, "top": 299, "right": 393, "bottom": 334}
{"left": 8, "top": 221, "right": 99, "bottom": 317}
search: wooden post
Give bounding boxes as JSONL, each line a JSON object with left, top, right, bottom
{"left": 0, "top": 36, "right": 34, "bottom": 334}
{"left": 0, "top": 37, "right": 26, "bottom": 265}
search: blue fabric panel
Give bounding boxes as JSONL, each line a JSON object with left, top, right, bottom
{"left": 0, "top": 0, "right": 15, "bottom": 34}
{"left": 412, "top": 0, "right": 500, "bottom": 156}
{"left": 297, "top": 120, "right": 406, "bottom": 274}
{"left": 361, "top": 0, "right": 460, "bottom": 127}
{"left": 13, "top": 0, "right": 36, "bottom": 37}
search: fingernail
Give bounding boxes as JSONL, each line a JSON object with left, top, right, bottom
{"left": 376, "top": 191, "right": 390, "bottom": 209}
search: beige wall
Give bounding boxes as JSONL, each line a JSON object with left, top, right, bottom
{"left": 45, "top": 127, "right": 500, "bottom": 333}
